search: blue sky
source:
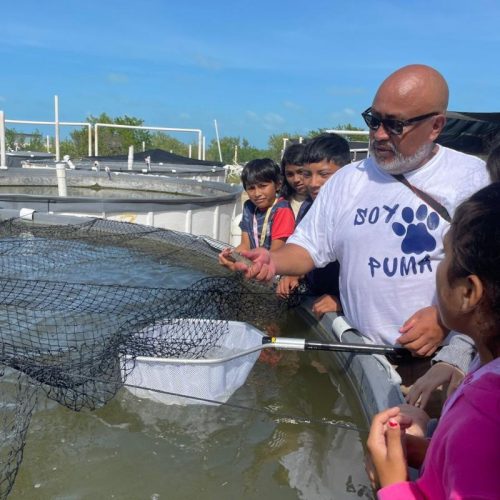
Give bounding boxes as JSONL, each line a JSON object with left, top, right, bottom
{"left": 1, "top": 0, "right": 499, "bottom": 148}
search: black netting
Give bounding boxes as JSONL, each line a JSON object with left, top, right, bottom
{"left": 0, "top": 218, "right": 294, "bottom": 499}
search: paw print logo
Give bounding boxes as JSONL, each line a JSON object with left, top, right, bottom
{"left": 392, "top": 204, "right": 440, "bottom": 255}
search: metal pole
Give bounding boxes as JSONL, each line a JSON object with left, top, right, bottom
{"left": 54, "top": 95, "right": 60, "bottom": 161}
{"left": 202, "top": 136, "right": 206, "bottom": 161}
{"left": 94, "top": 124, "right": 99, "bottom": 156}
{"left": 214, "top": 119, "right": 223, "bottom": 163}
{"left": 87, "top": 125, "right": 92, "bottom": 157}
{"left": 0, "top": 111, "right": 6, "bottom": 168}
{"left": 128, "top": 145, "right": 134, "bottom": 170}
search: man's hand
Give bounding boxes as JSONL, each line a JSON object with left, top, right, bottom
{"left": 406, "top": 362, "right": 464, "bottom": 410}
{"left": 397, "top": 305, "right": 448, "bottom": 356}
{"left": 234, "top": 248, "right": 277, "bottom": 282}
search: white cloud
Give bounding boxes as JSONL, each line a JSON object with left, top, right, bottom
{"left": 106, "top": 73, "right": 129, "bottom": 84}
{"left": 245, "top": 110, "right": 286, "bottom": 131}
{"left": 283, "top": 100, "right": 302, "bottom": 111}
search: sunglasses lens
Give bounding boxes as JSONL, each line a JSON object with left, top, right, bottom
{"left": 384, "top": 119, "right": 403, "bottom": 135}
{"left": 363, "top": 113, "right": 380, "bottom": 130}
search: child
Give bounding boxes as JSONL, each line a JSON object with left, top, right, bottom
{"left": 280, "top": 142, "right": 308, "bottom": 218}
{"left": 219, "top": 158, "right": 295, "bottom": 269}
{"left": 367, "top": 182, "right": 500, "bottom": 498}
{"left": 277, "top": 133, "right": 351, "bottom": 319}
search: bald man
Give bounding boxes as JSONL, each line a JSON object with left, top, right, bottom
{"left": 225, "top": 64, "right": 489, "bottom": 385}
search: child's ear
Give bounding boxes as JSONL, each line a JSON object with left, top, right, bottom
{"left": 460, "top": 275, "right": 484, "bottom": 313}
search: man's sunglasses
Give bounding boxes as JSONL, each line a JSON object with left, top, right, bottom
{"left": 361, "top": 107, "right": 439, "bottom": 136}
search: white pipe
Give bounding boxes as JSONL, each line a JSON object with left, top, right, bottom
{"left": 54, "top": 95, "right": 60, "bottom": 161}
{"left": 128, "top": 145, "right": 134, "bottom": 170}
{"left": 202, "top": 136, "right": 206, "bottom": 160}
{"left": 142, "top": 141, "right": 145, "bottom": 152}
{"left": 212, "top": 205, "right": 220, "bottom": 239}
{"left": 6, "top": 119, "right": 92, "bottom": 157}
{"left": 214, "top": 119, "right": 223, "bottom": 163}
{"left": 197, "top": 130, "right": 202, "bottom": 160}
{"left": 185, "top": 210, "right": 193, "bottom": 233}
{"left": 94, "top": 124, "right": 99, "bottom": 156}
{"left": 46, "top": 135, "right": 50, "bottom": 153}
{"left": 188, "top": 144, "right": 192, "bottom": 158}
{"left": 0, "top": 111, "right": 6, "bottom": 168}
{"left": 56, "top": 163, "right": 67, "bottom": 196}
{"left": 94, "top": 123, "right": 203, "bottom": 159}
{"left": 325, "top": 129, "right": 370, "bottom": 137}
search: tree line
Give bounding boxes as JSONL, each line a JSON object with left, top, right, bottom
{"left": 5, "top": 113, "right": 367, "bottom": 164}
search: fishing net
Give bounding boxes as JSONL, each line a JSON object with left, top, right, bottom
{"left": 0, "top": 217, "right": 295, "bottom": 499}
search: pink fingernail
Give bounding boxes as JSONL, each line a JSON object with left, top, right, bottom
{"left": 388, "top": 420, "right": 398, "bottom": 428}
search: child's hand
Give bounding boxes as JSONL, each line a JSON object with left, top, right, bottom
{"left": 218, "top": 248, "right": 238, "bottom": 271}
{"left": 276, "top": 276, "right": 299, "bottom": 298}
{"left": 311, "top": 294, "right": 341, "bottom": 319}
{"left": 367, "top": 407, "right": 408, "bottom": 488}
{"left": 406, "top": 361, "right": 464, "bottom": 410}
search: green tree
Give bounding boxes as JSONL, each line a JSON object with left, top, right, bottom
{"left": 150, "top": 132, "right": 192, "bottom": 157}
{"left": 266, "top": 132, "right": 305, "bottom": 161}
{"left": 4, "top": 127, "right": 45, "bottom": 151}
{"left": 308, "top": 124, "right": 368, "bottom": 142}
{"left": 66, "top": 113, "right": 153, "bottom": 157}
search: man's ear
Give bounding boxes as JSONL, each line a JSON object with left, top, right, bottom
{"left": 430, "top": 114, "right": 446, "bottom": 141}
{"left": 460, "top": 274, "right": 484, "bottom": 312}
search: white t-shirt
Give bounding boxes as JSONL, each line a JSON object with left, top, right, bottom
{"left": 289, "top": 146, "right": 489, "bottom": 345}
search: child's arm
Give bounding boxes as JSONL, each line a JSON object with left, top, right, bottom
{"left": 405, "top": 434, "right": 430, "bottom": 470}
{"left": 405, "top": 361, "right": 465, "bottom": 410}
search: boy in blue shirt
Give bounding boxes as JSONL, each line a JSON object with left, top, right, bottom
{"left": 219, "top": 159, "right": 295, "bottom": 269}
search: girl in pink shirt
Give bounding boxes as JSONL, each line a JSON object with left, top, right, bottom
{"left": 367, "top": 182, "right": 500, "bottom": 499}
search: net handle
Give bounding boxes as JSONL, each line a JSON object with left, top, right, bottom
{"left": 131, "top": 336, "right": 407, "bottom": 365}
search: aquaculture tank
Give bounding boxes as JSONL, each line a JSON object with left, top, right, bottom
{"left": 0, "top": 214, "right": 374, "bottom": 500}
{"left": 0, "top": 167, "right": 243, "bottom": 244}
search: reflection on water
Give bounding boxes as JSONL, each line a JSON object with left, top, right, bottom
{"left": 1, "top": 185, "right": 199, "bottom": 200}
{"left": 1, "top": 236, "right": 373, "bottom": 499}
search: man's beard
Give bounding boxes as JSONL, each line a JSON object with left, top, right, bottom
{"left": 370, "top": 141, "right": 434, "bottom": 174}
